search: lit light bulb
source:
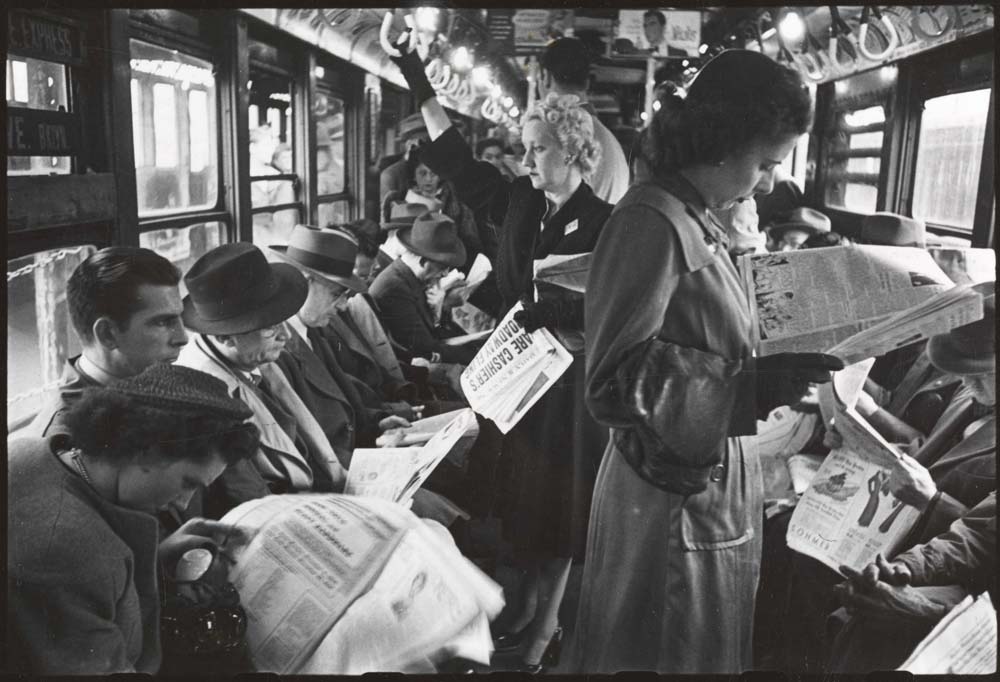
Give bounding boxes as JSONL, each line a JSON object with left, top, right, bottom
{"left": 681, "top": 59, "right": 689, "bottom": 68}
{"left": 698, "top": 43, "right": 708, "bottom": 54}
{"left": 414, "top": 7, "right": 440, "bottom": 33}
{"left": 450, "top": 46, "right": 473, "bottom": 72}
{"left": 880, "top": 66, "right": 897, "bottom": 82}
{"left": 471, "top": 66, "right": 491, "bottom": 89}
{"left": 314, "top": 66, "right": 325, "bottom": 79}
{"left": 502, "top": 96, "right": 514, "bottom": 109}
{"left": 652, "top": 100, "right": 662, "bottom": 112}
{"left": 509, "top": 106, "right": 520, "bottom": 118}
{"left": 640, "top": 111, "right": 649, "bottom": 121}
{"left": 491, "top": 84, "right": 502, "bottom": 98}
{"left": 778, "top": 11, "right": 805, "bottom": 45}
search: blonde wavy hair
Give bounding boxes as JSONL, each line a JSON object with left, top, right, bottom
{"left": 521, "top": 92, "right": 602, "bottom": 180}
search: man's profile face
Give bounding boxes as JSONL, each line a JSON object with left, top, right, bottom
{"left": 112, "top": 283, "right": 188, "bottom": 374}
{"left": 643, "top": 15, "right": 666, "bottom": 47}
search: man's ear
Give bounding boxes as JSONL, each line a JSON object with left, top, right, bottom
{"left": 93, "top": 317, "right": 120, "bottom": 351}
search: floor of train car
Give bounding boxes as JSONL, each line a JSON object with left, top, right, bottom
{"left": 461, "top": 515, "right": 583, "bottom": 673}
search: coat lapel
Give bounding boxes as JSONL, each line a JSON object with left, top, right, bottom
{"left": 285, "top": 326, "right": 352, "bottom": 406}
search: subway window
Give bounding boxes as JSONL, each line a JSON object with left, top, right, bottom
{"left": 6, "top": 245, "right": 96, "bottom": 431}
{"left": 911, "top": 88, "right": 991, "bottom": 232}
{"left": 5, "top": 56, "right": 72, "bottom": 175}
{"left": 249, "top": 73, "right": 300, "bottom": 247}
{"left": 130, "top": 39, "right": 220, "bottom": 217}
{"left": 824, "top": 104, "right": 885, "bottom": 214}
{"left": 138, "top": 222, "right": 226, "bottom": 290}
{"left": 315, "top": 88, "right": 348, "bottom": 227}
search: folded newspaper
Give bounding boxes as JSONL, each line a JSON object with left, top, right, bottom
{"left": 737, "top": 245, "right": 986, "bottom": 361}
{"left": 898, "top": 592, "right": 997, "bottom": 674}
{"left": 220, "top": 494, "right": 504, "bottom": 674}
{"left": 347, "top": 408, "right": 478, "bottom": 505}
{"left": 532, "top": 252, "right": 592, "bottom": 294}
{"left": 460, "top": 302, "right": 573, "bottom": 434}
{"left": 786, "top": 359, "right": 922, "bottom": 574}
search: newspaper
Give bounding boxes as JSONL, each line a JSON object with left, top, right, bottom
{"left": 347, "top": 408, "right": 478, "bottom": 505}
{"left": 375, "top": 408, "right": 481, "bottom": 469}
{"left": 460, "top": 302, "right": 573, "bottom": 434}
{"left": 927, "top": 246, "right": 996, "bottom": 285}
{"left": 787, "top": 360, "right": 922, "bottom": 573}
{"left": 898, "top": 592, "right": 997, "bottom": 674}
{"left": 738, "top": 245, "right": 955, "bottom": 356}
{"left": 220, "top": 494, "right": 503, "bottom": 674}
{"left": 533, "top": 252, "right": 592, "bottom": 294}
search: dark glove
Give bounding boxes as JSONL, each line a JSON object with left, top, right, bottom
{"left": 513, "top": 299, "right": 561, "bottom": 333}
{"left": 753, "top": 352, "right": 844, "bottom": 419}
{"left": 388, "top": 34, "right": 436, "bottom": 105}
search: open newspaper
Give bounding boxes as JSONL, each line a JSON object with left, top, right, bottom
{"left": 533, "top": 252, "right": 592, "bottom": 294}
{"left": 375, "top": 408, "right": 481, "bottom": 469}
{"left": 787, "top": 359, "right": 922, "bottom": 574}
{"left": 220, "top": 494, "right": 504, "bottom": 674}
{"left": 347, "top": 408, "right": 478, "bottom": 505}
{"left": 898, "top": 592, "right": 997, "bottom": 674}
{"left": 460, "top": 302, "right": 573, "bottom": 434}
{"left": 737, "top": 245, "right": 972, "bottom": 358}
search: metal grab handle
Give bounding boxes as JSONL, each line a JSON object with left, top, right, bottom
{"left": 798, "top": 50, "right": 827, "bottom": 81}
{"left": 828, "top": 6, "right": 859, "bottom": 70}
{"left": 910, "top": 5, "right": 959, "bottom": 41}
{"left": 858, "top": 16, "right": 900, "bottom": 61}
{"left": 379, "top": 11, "right": 418, "bottom": 58}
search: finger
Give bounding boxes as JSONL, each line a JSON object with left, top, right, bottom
{"left": 862, "top": 562, "right": 880, "bottom": 586}
{"left": 875, "top": 554, "right": 895, "bottom": 581}
{"left": 895, "top": 564, "right": 912, "bottom": 586}
{"left": 839, "top": 565, "right": 864, "bottom": 581}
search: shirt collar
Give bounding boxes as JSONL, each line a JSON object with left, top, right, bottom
{"left": 199, "top": 334, "right": 259, "bottom": 385}
{"left": 75, "top": 353, "right": 118, "bottom": 387}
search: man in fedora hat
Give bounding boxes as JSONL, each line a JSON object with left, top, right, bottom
{"left": 766, "top": 206, "right": 833, "bottom": 252}
{"left": 370, "top": 201, "right": 428, "bottom": 284}
{"left": 175, "top": 242, "right": 347, "bottom": 517}
{"left": 370, "top": 212, "right": 479, "bottom": 366}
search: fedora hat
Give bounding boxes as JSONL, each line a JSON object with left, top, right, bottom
{"left": 928, "top": 282, "right": 995, "bottom": 375}
{"left": 860, "top": 212, "right": 926, "bottom": 247}
{"left": 397, "top": 112, "right": 428, "bottom": 142}
{"left": 397, "top": 212, "right": 467, "bottom": 268}
{"left": 270, "top": 225, "right": 367, "bottom": 294}
{"left": 767, "top": 207, "right": 832, "bottom": 240}
{"left": 382, "top": 202, "right": 429, "bottom": 233}
{"left": 182, "top": 243, "right": 307, "bottom": 335}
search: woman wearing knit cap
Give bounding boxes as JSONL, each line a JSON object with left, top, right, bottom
{"left": 7, "top": 364, "right": 260, "bottom": 674}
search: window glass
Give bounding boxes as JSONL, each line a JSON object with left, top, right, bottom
{"left": 318, "top": 200, "right": 349, "bottom": 229}
{"left": 6, "top": 56, "right": 71, "bottom": 175}
{"left": 7, "top": 245, "right": 97, "bottom": 431}
{"left": 823, "top": 104, "right": 885, "bottom": 214}
{"left": 130, "top": 39, "right": 219, "bottom": 217}
{"left": 252, "top": 208, "right": 301, "bottom": 248}
{"left": 912, "top": 88, "right": 990, "bottom": 231}
{"left": 315, "top": 90, "right": 346, "bottom": 196}
{"left": 139, "top": 222, "right": 226, "bottom": 292}
{"left": 249, "top": 73, "right": 299, "bottom": 247}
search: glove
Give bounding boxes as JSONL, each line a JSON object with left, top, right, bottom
{"left": 753, "top": 352, "right": 844, "bottom": 419}
{"left": 387, "top": 34, "right": 436, "bottom": 106}
{"left": 513, "top": 300, "right": 562, "bottom": 333}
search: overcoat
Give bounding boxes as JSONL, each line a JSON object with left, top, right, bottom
{"left": 569, "top": 175, "right": 763, "bottom": 673}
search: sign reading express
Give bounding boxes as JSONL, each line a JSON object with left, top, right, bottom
{"left": 8, "top": 11, "right": 84, "bottom": 65}
{"left": 7, "top": 107, "right": 78, "bottom": 156}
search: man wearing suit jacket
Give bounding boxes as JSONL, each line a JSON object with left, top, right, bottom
{"left": 369, "top": 213, "right": 479, "bottom": 366}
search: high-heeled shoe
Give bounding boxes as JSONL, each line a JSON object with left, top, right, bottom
{"left": 512, "top": 626, "right": 563, "bottom": 673}
{"left": 492, "top": 627, "right": 527, "bottom": 653}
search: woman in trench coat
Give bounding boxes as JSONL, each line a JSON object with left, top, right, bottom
{"left": 567, "top": 50, "right": 842, "bottom": 673}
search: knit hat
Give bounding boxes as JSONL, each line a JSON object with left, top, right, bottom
{"left": 110, "top": 364, "right": 253, "bottom": 420}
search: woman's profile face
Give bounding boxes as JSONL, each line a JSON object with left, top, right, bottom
{"left": 117, "top": 449, "right": 229, "bottom": 515}
{"left": 705, "top": 134, "right": 800, "bottom": 210}
{"left": 414, "top": 163, "right": 441, "bottom": 197}
{"left": 521, "top": 119, "right": 571, "bottom": 194}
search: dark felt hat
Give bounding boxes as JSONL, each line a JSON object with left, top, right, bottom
{"left": 397, "top": 212, "right": 467, "bottom": 268}
{"left": 928, "top": 282, "right": 996, "bottom": 375}
{"left": 860, "top": 212, "right": 927, "bottom": 247}
{"left": 182, "top": 242, "right": 308, "bottom": 335}
{"left": 767, "top": 207, "right": 832, "bottom": 240}
{"left": 111, "top": 364, "right": 253, "bottom": 420}
{"left": 382, "top": 202, "right": 430, "bottom": 233}
{"left": 270, "top": 225, "right": 367, "bottom": 294}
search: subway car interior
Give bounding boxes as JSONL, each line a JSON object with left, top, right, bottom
{"left": 5, "top": 4, "right": 998, "bottom": 676}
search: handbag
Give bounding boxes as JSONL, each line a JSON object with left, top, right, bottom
{"left": 612, "top": 336, "right": 747, "bottom": 495}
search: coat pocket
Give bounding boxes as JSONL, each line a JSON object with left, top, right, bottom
{"left": 680, "top": 439, "right": 756, "bottom": 551}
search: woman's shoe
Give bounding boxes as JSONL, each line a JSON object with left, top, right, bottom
{"left": 540, "top": 626, "right": 563, "bottom": 668}
{"left": 492, "top": 627, "right": 526, "bottom": 653}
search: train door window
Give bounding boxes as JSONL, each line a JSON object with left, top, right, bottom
{"left": 249, "top": 73, "right": 301, "bottom": 247}
{"left": 824, "top": 103, "right": 885, "bottom": 213}
{"left": 6, "top": 56, "right": 72, "bottom": 175}
{"left": 315, "top": 87, "right": 348, "bottom": 227}
{"left": 130, "top": 39, "right": 219, "bottom": 216}
{"left": 7, "top": 245, "right": 97, "bottom": 432}
{"left": 911, "top": 88, "right": 991, "bottom": 232}
{"left": 139, "top": 222, "right": 226, "bottom": 292}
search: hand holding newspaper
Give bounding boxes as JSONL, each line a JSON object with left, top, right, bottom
{"left": 898, "top": 592, "right": 997, "bottom": 674}
{"left": 220, "top": 494, "right": 504, "bottom": 674}
{"left": 787, "top": 359, "right": 922, "bottom": 574}
{"left": 460, "top": 302, "right": 573, "bottom": 433}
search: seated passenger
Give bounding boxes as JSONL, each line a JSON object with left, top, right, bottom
{"left": 19, "top": 247, "right": 188, "bottom": 439}
{"left": 369, "top": 213, "right": 478, "bottom": 366}
{"left": 765, "top": 206, "right": 832, "bottom": 252}
{"left": 7, "top": 364, "right": 258, "bottom": 674}
{"left": 175, "top": 242, "right": 347, "bottom": 516}
{"left": 370, "top": 201, "right": 427, "bottom": 283}
{"left": 755, "top": 165, "right": 804, "bottom": 233}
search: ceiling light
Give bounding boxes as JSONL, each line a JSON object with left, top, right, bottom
{"left": 509, "top": 106, "right": 520, "bottom": 118}
{"left": 502, "top": 96, "right": 514, "bottom": 109}
{"left": 778, "top": 11, "right": 806, "bottom": 45}
{"left": 698, "top": 43, "right": 708, "bottom": 54}
{"left": 450, "top": 46, "right": 473, "bottom": 72}
{"left": 471, "top": 66, "right": 491, "bottom": 89}
{"left": 414, "top": 7, "right": 440, "bottom": 34}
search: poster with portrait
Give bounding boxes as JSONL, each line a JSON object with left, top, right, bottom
{"left": 613, "top": 9, "right": 702, "bottom": 58}
{"left": 512, "top": 9, "right": 574, "bottom": 54}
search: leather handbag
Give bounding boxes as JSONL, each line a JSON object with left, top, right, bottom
{"left": 612, "top": 336, "right": 747, "bottom": 495}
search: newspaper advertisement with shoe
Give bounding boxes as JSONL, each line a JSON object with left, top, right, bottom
{"left": 898, "top": 592, "right": 997, "bottom": 674}
{"left": 460, "top": 302, "right": 573, "bottom": 433}
{"left": 737, "top": 245, "right": 975, "bottom": 358}
{"left": 219, "top": 493, "right": 503, "bottom": 674}
{"left": 786, "top": 359, "right": 923, "bottom": 574}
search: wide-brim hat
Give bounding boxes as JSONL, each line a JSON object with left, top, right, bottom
{"left": 382, "top": 202, "right": 430, "bottom": 233}
{"left": 269, "top": 225, "right": 367, "bottom": 294}
{"left": 182, "top": 242, "right": 308, "bottom": 335}
{"left": 928, "top": 282, "right": 995, "bottom": 375}
{"left": 860, "top": 212, "right": 927, "bottom": 247}
{"left": 768, "top": 207, "right": 832, "bottom": 240}
{"left": 397, "top": 212, "right": 467, "bottom": 268}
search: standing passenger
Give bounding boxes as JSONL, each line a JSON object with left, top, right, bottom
{"left": 569, "top": 50, "right": 843, "bottom": 673}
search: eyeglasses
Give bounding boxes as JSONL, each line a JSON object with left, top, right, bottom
{"left": 258, "top": 323, "right": 286, "bottom": 339}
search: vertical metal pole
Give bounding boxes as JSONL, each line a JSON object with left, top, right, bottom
{"left": 644, "top": 55, "right": 656, "bottom": 124}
